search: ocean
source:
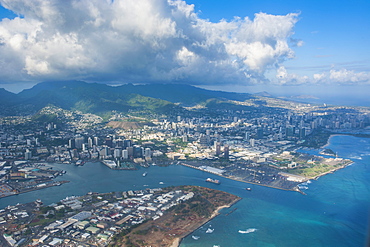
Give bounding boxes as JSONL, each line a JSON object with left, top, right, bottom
{"left": 0, "top": 135, "right": 369, "bottom": 247}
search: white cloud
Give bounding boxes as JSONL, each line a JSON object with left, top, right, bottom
{"left": 329, "top": 69, "right": 370, "bottom": 84}
{"left": 275, "top": 66, "right": 309, "bottom": 85}
{"left": 311, "top": 69, "right": 370, "bottom": 85}
{"left": 275, "top": 67, "right": 370, "bottom": 86}
{"left": 0, "top": 0, "right": 300, "bottom": 85}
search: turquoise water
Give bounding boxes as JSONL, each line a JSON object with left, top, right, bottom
{"left": 0, "top": 135, "right": 369, "bottom": 246}
{"left": 181, "top": 135, "right": 370, "bottom": 247}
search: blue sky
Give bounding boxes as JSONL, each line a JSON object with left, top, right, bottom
{"left": 0, "top": 0, "right": 369, "bottom": 100}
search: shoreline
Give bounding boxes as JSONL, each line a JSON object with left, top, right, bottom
{"left": 311, "top": 161, "right": 354, "bottom": 180}
{"left": 320, "top": 134, "right": 342, "bottom": 149}
{"left": 179, "top": 162, "right": 302, "bottom": 194}
{"left": 321, "top": 131, "right": 370, "bottom": 149}
{"left": 173, "top": 197, "right": 241, "bottom": 247}
{"left": 0, "top": 180, "right": 70, "bottom": 199}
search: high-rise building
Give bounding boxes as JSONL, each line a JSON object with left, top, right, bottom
{"left": 116, "top": 139, "right": 123, "bottom": 148}
{"left": 127, "top": 147, "right": 134, "bottom": 158}
{"left": 133, "top": 146, "right": 143, "bottom": 158}
{"left": 215, "top": 142, "right": 221, "bottom": 156}
{"left": 93, "top": 137, "right": 99, "bottom": 146}
{"left": 245, "top": 132, "right": 250, "bottom": 141}
{"left": 25, "top": 149, "right": 32, "bottom": 160}
{"left": 114, "top": 148, "right": 122, "bottom": 158}
{"left": 122, "top": 150, "right": 128, "bottom": 159}
{"left": 72, "top": 149, "right": 79, "bottom": 158}
{"left": 105, "top": 136, "right": 113, "bottom": 148}
{"left": 144, "top": 148, "right": 151, "bottom": 158}
{"left": 75, "top": 136, "right": 84, "bottom": 149}
{"left": 123, "top": 140, "right": 132, "bottom": 149}
{"left": 224, "top": 145, "right": 229, "bottom": 160}
{"left": 299, "top": 128, "right": 306, "bottom": 139}
{"left": 69, "top": 139, "right": 75, "bottom": 149}
{"left": 250, "top": 138, "right": 255, "bottom": 147}
{"left": 87, "top": 137, "right": 93, "bottom": 148}
{"left": 257, "top": 127, "right": 264, "bottom": 139}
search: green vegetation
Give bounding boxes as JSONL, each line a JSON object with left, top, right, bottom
{"left": 289, "top": 163, "right": 342, "bottom": 178}
{"left": 302, "top": 129, "right": 332, "bottom": 148}
{"left": 171, "top": 138, "right": 188, "bottom": 148}
{"left": 29, "top": 218, "right": 55, "bottom": 227}
{"left": 32, "top": 113, "right": 60, "bottom": 123}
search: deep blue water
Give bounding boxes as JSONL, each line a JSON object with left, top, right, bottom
{"left": 0, "top": 135, "right": 369, "bottom": 247}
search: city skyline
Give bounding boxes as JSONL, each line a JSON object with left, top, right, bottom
{"left": 0, "top": 0, "right": 369, "bottom": 99}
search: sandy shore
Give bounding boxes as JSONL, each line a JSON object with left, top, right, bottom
{"left": 170, "top": 238, "right": 180, "bottom": 247}
{"left": 321, "top": 134, "right": 341, "bottom": 148}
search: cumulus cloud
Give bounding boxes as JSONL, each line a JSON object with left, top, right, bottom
{"left": 275, "top": 66, "right": 309, "bottom": 85}
{"left": 275, "top": 66, "right": 370, "bottom": 86}
{"left": 0, "top": 0, "right": 300, "bottom": 85}
{"left": 314, "top": 69, "right": 370, "bottom": 85}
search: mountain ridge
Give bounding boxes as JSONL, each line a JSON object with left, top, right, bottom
{"left": 0, "top": 81, "right": 259, "bottom": 117}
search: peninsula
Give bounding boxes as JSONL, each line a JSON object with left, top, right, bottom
{"left": 0, "top": 186, "right": 240, "bottom": 247}
{"left": 111, "top": 186, "right": 240, "bottom": 247}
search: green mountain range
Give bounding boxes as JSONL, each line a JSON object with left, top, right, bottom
{"left": 0, "top": 81, "right": 261, "bottom": 117}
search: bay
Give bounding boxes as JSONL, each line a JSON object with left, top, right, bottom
{"left": 0, "top": 135, "right": 369, "bottom": 247}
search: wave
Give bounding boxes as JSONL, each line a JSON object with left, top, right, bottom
{"left": 192, "top": 235, "right": 200, "bottom": 240}
{"left": 238, "top": 228, "right": 258, "bottom": 234}
{"left": 349, "top": 155, "right": 362, "bottom": 160}
{"left": 206, "top": 228, "right": 214, "bottom": 233}
{"left": 300, "top": 180, "right": 311, "bottom": 186}
{"left": 298, "top": 185, "right": 309, "bottom": 190}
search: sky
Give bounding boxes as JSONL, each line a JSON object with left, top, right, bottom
{"left": 0, "top": 0, "right": 369, "bottom": 100}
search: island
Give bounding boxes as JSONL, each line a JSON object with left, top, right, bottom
{"left": 0, "top": 186, "right": 240, "bottom": 247}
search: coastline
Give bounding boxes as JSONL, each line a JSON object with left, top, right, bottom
{"left": 173, "top": 197, "right": 241, "bottom": 247}
{"left": 0, "top": 180, "right": 70, "bottom": 199}
{"left": 316, "top": 133, "right": 356, "bottom": 180}
{"left": 179, "top": 163, "right": 302, "bottom": 193}
{"left": 311, "top": 161, "right": 354, "bottom": 180}
{"left": 321, "top": 134, "right": 341, "bottom": 149}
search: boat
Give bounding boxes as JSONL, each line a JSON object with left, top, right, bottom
{"left": 206, "top": 178, "right": 220, "bottom": 184}
{"left": 159, "top": 181, "right": 164, "bottom": 184}
{"left": 192, "top": 235, "right": 200, "bottom": 240}
{"left": 246, "top": 187, "right": 251, "bottom": 191}
{"left": 206, "top": 228, "right": 214, "bottom": 233}
{"left": 142, "top": 172, "right": 147, "bottom": 177}
{"left": 238, "top": 228, "right": 257, "bottom": 234}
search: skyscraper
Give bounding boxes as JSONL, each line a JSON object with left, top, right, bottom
{"left": 75, "top": 136, "right": 84, "bottom": 149}
{"left": 257, "top": 127, "right": 263, "bottom": 139}
{"left": 224, "top": 145, "right": 229, "bottom": 160}
{"left": 87, "top": 137, "right": 93, "bottom": 148}
{"left": 93, "top": 137, "right": 99, "bottom": 146}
